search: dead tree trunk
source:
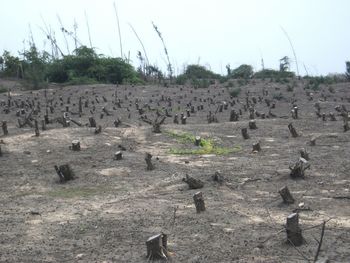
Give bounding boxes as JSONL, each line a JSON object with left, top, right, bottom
{"left": 2, "top": 121, "right": 8, "bottom": 136}
{"left": 41, "top": 120, "right": 46, "bottom": 131}
{"left": 241, "top": 128, "right": 250, "bottom": 139}
{"left": 289, "top": 158, "right": 310, "bottom": 178}
{"left": 193, "top": 191, "right": 206, "bottom": 213}
{"left": 145, "top": 152, "right": 154, "bottom": 170}
{"left": 288, "top": 123, "right": 298, "bottom": 138}
{"left": 0, "top": 145, "right": 2, "bottom": 157}
{"left": 279, "top": 186, "right": 295, "bottom": 204}
{"left": 310, "top": 137, "right": 316, "bottom": 146}
{"left": 183, "top": 174, "right": 204, "bottom": 189}
{"left": 194, "top": 136, "right": 201, "bottom": 146}
{"left": 286, "top": 213, "right": 303, "bottom": 246}
{"left": 146, "top": 233, "right": 168, "bottom": 260}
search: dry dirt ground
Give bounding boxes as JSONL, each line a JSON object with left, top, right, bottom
{"left": 0, "top": 78, "right": 349, "bottom": 262}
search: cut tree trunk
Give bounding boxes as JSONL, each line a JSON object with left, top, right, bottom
{"left": 193, "top": 191, "right": 206, "bottom": 213}
{"left": 288, "top": 123, "right": 298, "bottom": 138}
{"left": 194, "top": 136, "right": 201, "bottom": 146}
{"left": 310, "top": 137, "right": 316, "bottom": 146}
{"left": 71, "top": 140, "right": 81, "bottom": 151}
{"left": 289, "top": 158, "right": 310, "bottom": 178}
{"left": 183, "top": 174, "right": 204, "bottom": 189}
{"left": 114, "top": 151, "right": 123, "bottom": 160}
{"left": 146, "top": 233, "right": 168, "bottom": 260}
{"left": 145, "top": 152, "right": 154, "bottom": 170}
{"left": 249, "top": 120, "right": 257, "bottom": 129}
{"left": 241, "top": 128, "right": 250, "bottom": 139}
{"left": 34, "top": 120, "right": 40, "bottom": 137}
{"left": 279, "top": 186, "right": 295, "bottom": 204}
{"left": 54, "top": 164, "right": 74, "bottom": 183}
{"left": 252, "top": 141, "right": 261, "bottom": 152}
{"left": 89, "top": 117, "right": 97, "bottom": 128}
{"left": 286, "top": 213, "right": 303, "bottom": 246}
{"left": 299, "top": 148, "right": 309, "bottom": 160}
{"left": 2, "top": 121, "right": 8, "bottom": 136}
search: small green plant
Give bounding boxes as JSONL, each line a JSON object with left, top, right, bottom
{"left": 165, "top": 130, "right": 241, "bottom": 155}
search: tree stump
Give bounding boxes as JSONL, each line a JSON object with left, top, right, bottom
{"left": 34, "top": 120, "right": 40, "bottom": 137}
{"left": 193, "top": 191, "right": 206, "bottom": 213}
{"left": 241, "top": 128, "right": 250, "bottom": 139}
{"left": 194, "top": 136, "right": 201, "bottom": 146}
{"left": 279, "top": 186, "right": 295, "bottom": 204}
{"left": 94, "top": 125, "right": 102, "bottom": 134}
{"left": 249, "top": 120, "right": 257, "bottom": 129}
{"left": 146, "top": 233, "right": 168, "bottom": 260}
{"left": 0, "top": 145, "right": 2, "bottom": 157}
{"left": 181, "top": 115, "right": 187, "bottom": 125}
{"left": 329, "top": 112, "right": 336, "bottom": 121}
{"left": 114, "top": 151, "right": 123, "bottom": 160}
{"left": 229, "top": 109, "right": 239, "bottom": 122}
{"left": 41, "top": 120, "right": 46, "bottom": 131}
{"left": 299, "top": 148, "right": 309, "bottom": 160}
{"left": 183, "top": 174, "right": 204, "bottom": 189}
{"left": 310, "top": 137, "right": 316, "bottom": 146}
{"left": 89, "top": 117, "right": 97, "bottom": 128}
{"left": 71, "top": 140, "right": 81, "bottom": 151}
{"left": 54, "top": 164, "right": 74, "bottom": 183}
{"left": 212, "top": 171, "right": 224, "bottom": 183}
{"left": 114, "top": 118, "right": 121, "bottom": 127}
{"left": 289, "top": 158, "right": 310, "bottom": 178}
{"left": 343, "top": 114, "right": 349, "bottom": 132}
{"left": 145, "top": 152, "right": 154, "bottom": 170}
{"left": 252, "top": 141, "right": 261, "bottom": 152}
{"left": 286, "top": 213, "right": 303, "bottom": 246}
{"left": 2, "top": 121, "right": 8, "bottom": 136}
{"left": 288, "top": 123, "right": 298, "bottom": 138}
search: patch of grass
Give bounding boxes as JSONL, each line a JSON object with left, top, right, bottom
{"left": 47, "top": 186, "right": 113, "bottom": 199}
{"left": 165, "top": 130, "right": 241, "bottom": 155}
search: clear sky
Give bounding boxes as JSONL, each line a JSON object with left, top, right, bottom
{"left": 1, "top": 0, "right": 349, "bottom": 76}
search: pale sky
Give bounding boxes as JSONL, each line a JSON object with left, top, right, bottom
{"left": 1, "top": 0, "right": 350, "bottom": 76}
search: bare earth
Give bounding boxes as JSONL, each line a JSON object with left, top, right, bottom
{"left": 0, "top": 79, "right": 349, "bottom": 262}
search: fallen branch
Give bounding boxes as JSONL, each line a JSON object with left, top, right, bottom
{"left": 314, "top": 221, "right": 326, "bottom": 262}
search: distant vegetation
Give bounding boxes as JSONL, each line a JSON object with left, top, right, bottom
{"left": 0, "top": 45, "right": 142, "bottom": 89}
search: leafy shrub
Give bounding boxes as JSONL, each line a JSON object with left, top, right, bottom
{"left": 286, "top": 85, "right": 294, "bottom": 92}
{"left": 191, "top": 78, "right": 209, "bottom": 89}
{"left": 229, "top": 64, "right": 253, "bottom": 79}
{"left": 254, "top": 69, "right": 295, "bottom": 79}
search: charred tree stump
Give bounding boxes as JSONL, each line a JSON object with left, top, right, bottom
{"left": 286, "top": 213, "right": 303, "bottom": 246}
{"left": 54, "top": 164, "right": 74, "bottom": 183}
{"left": 288, "top": 123, "right": 299, "bottom": 138}
{"left": 145, "top": 152, "right": 154, "bottom": 170}
{"left": 114, "top": 118, "right": 121, "bottom": 127}
{"left": 146, "top": 233, "right": 168, "bottom": 260}
{"left": 252, "top": 141, "right": 261, "bottom": 152}
{"left": 173, "top": 114, "right": 179, "bottom": 124}
{"left": 114, "top": 151, "right": 123, "bottom": 160}
{"left": 193, "top": 191, "right": 206, "bottom": 213}
{"left": 249, "top": 120, "right": 257, "bottom": 129}
{"left": 289, "top": 158, "right": 310, "bottom": 178}
{"left": 89, "top": 117, "right": 97, "bottom": 128}
{"left": 0, "top": 145, "right": 2, "bottom": 157}
{"left": 241, "top": 128, "right": 250, "bottom": 139}
{"left": 212, "top": 171, "right": 224, "bottom": 183}
{"left": 71, "top": 140, "right": 81, "bottom": 151}
{"left": 181, "top": 114, "right": 187, "bottom": 125}
{"left": 183, "top": 174, "right": 204, "bottom": 189}
{"left": 299, "top": 148, "right": 309, "bottom": 160}
{"left": 279, "top": 186, "right": 295, "bottom": 204}
{"left": 2, "top": 121, "right": 8, "bottom": 136}
{"left": 34, "top": 120, "right": 40, "bottom": 137}
{"left": 343, "top": 114, "right": 349, "bottom": 132}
